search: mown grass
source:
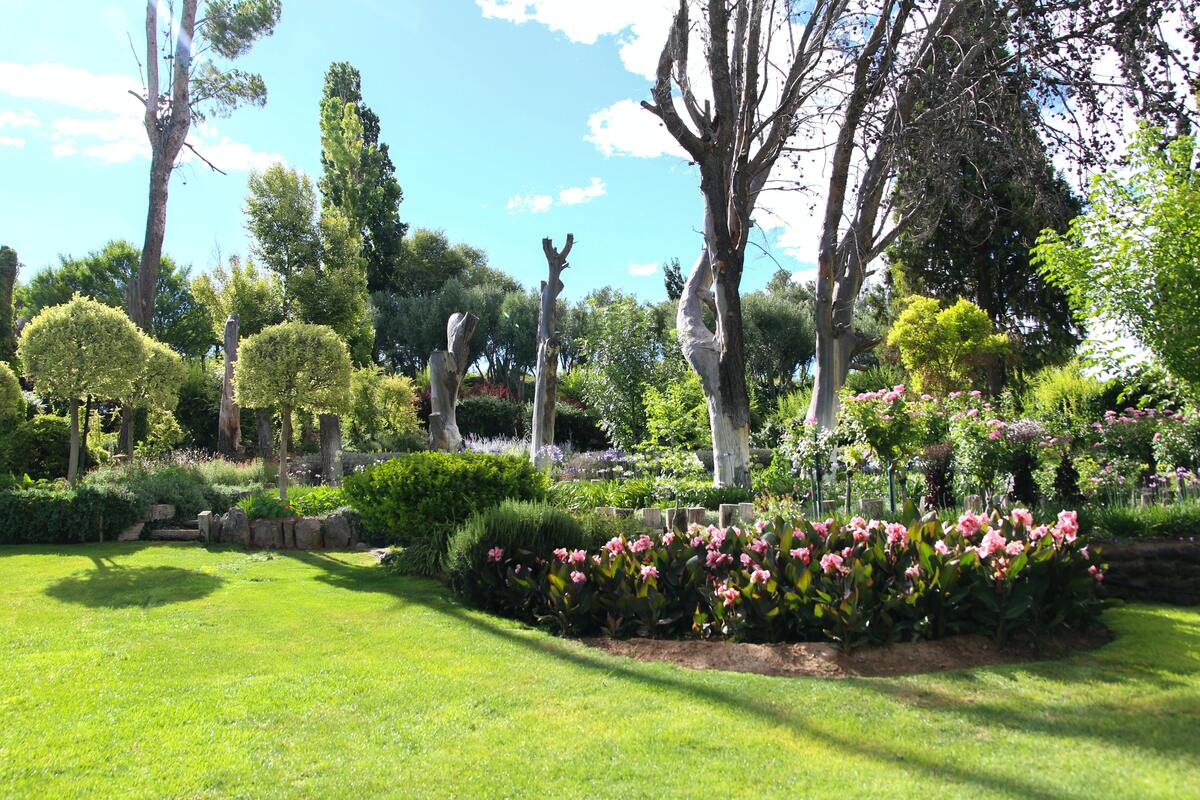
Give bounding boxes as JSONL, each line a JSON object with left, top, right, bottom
{"left": 0, "top": 543, "right": 1197, "bottom": 799}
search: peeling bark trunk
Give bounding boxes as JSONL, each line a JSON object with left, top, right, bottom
{"left": 278, "top": 404, "right": 291, "bottom": 501}
{"left": 217, "top": 314, "right": 241, "bottom": 456}
{"left": 67, "top": 399, "right": 80, "bottom": 486}
{"left": 530, "top": 235, "right": 572, "bottom": 468}
{"left": 256, "top": 409, "right": 273, "bottom": 462}
{"left": 428, "top": 312, "right": 479, "bottom": 451}
{"left": 319, "top": 413, "right": 342, "bottom": 486}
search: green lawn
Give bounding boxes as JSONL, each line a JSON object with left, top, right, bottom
{"left": 0, "top": 545, "right": 1197, "bottom": 799}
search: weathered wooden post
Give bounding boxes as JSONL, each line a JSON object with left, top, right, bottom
{"left": 530, "top": 234, "right": 573, "bottom": 469}
{"left": 429, "top": 312, "right": 479, "bottom": 451}
{"left": 217, "top": 314, "right": 241, "bottom": 456}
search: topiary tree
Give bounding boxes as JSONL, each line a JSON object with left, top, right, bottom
{"left": 0, "top": 361, "right": 23, "bottom": 429}
{"left": 122, "top": 335, "right": 186, "bottom": 456}
{"left": 234, "top": 322, "right": 351, "bottom": 499}
{"left": 17, "top": 295, "right": 144, "bottom": 484}
{"left": 886, "top": 296, "right": 1009, "bottom": 394}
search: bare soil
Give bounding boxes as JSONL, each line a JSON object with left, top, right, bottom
{"left": 581, "top": 627, "right": 1112, "bottom": 679}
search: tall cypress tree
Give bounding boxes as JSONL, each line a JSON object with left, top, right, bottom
{"left": 0, "top": 246, "right": 18, "bottom": 363}
{"left": 320, "top": 62, "right": 407, "bottom": 293}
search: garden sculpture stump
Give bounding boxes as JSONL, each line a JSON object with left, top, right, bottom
{"left": 667, "top": 507, "right": 689, "bottom": 533}
{"left": 639, "top": 508, "right": 662, "bottom": 530}
{"left": 859, "top": 498, "right": 884, "bottom": 518}
{"left": 686, "top": 507, "right": 706, "bottom": 526}
{"left": 719, "top": 503, "right": 738, "bottom": 528}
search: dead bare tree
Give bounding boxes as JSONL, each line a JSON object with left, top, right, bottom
{"left": 429, "top": 312, "right": 480, "bottom": 452}
{"left": 643, "top": 0, "right": 844, "bottom": 488}
{"left": 530, "top": 234, "right": 573, "bottom": 469}
{"left": 129, "top": 0, "right": 280, "bottom": 331}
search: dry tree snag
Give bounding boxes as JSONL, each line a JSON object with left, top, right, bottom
{"left": 429, "top": 312, "right": 479, "bottom": 452}
{"left": 643, "top": 0, "right": 838, "bottom": 488}
{"left": 217, "top": 314, "right": 241, "bottom": 455}
{"left": 530, "top": 234, "right": 573, "bottom": 469}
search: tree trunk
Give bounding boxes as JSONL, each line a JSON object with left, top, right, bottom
{"left": 808, "top": 323, "right": 855, "bottom": 431}
{"left": 217, "top": 314, "right": 241, "bottom": 456}
{"left": 278, "top": 404, "right": 291, "bottom": 501}
{"left": 67, "top": 399, "right": 80, "bottom": 486}
{"left": 319, "top": 413, "right": 342, "bottom": 486}
{"left": 79, "top": 397, "right": 92, "bottom": 473}
{"left": 256, "top": 409, "right": 273, "bottom": 462}
{"left": 530, "top": 234, "right": 572, "bottom": 468}
{"left": 133, "top": 151, "right": 172, "bottom": 331}
{"left": 118, "top": 406, "right": 135, "bottom": 458}
{"left": 428, "top": 312, "right": 479, "bottom": 451}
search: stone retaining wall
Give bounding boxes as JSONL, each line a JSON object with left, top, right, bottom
{"left": 207, "top": 508, "right": 361, "bottom": 551}
{"left": 1098, "top": 540, "right": 1200, "bottom": 606}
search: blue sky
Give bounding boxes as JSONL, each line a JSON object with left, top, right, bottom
{"left": 0, "top": 0, "right": 815, "bottom": 301}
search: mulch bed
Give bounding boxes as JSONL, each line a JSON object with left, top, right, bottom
{"left": 582, "top": 626, "right": 1112, "bottom": 679}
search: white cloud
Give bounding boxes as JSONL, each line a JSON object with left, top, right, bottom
{"left": 557, "top": 176, "right": 606, "bottom": 205}
{"left": 507, "top": 177, "right": 607, "bottom": 214}
{"left": 0, "top": 108, "right": 40, "bottom": 129}
{"left": 585, "top": 99, "right": 688, "bottom": 159}
{"left": 476, "top": 0, "right": 675, "bottom": 77}
{"left": 627, "top": 262, "right": 658, "bottom": 277}
{"left": 0, "top": 135, "right": 25, "bottom": 148}
{"left": 0, "top": 61, "right": 284, "bottom": 171}
{"left": 506, "top": 193, "right": 554, "bottom": 214}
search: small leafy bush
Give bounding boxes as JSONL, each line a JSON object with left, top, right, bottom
{"left": 0, "top": 484, "right": 141, "bottom": 544}
{"left": 445, "top": 500, "right": 608, "bottom": 608}
{"left": 1, "top": 415, "right": 78, "bottom": 480}
{"left": 458, "top": 507, "right": 1105, "bottom": 648}
{"left": 343, "top": 452, "right": 547, "bottom": 552}
{"left": 289, "top": 485, "right": 348, "bottom": 516}
{"left": 84, "top": 457, "right": 258, "bottom": 518}
{"left": 238, "top": 490, "right": 292, "bottom": 520}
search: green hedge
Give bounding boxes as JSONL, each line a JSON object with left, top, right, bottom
{"left": 0, "top": 415, "right": 85, "bottom": 480}
{"left": 0, "top": 485, "right": 141, "bottom": 544}
{"left": 548, "top": 478, "right": 753, "bottom": 512}
{"left": 458, "top": 396, "right": 524, "bottom": 439}
{"left": 1079, "top": 500, "right": 1200, "bottom": 540}
{"left": 84, "top": 463, "right": 253, "bottom": 519}
{"left": 446, "top": 500, "right": 609, "bottom": 607}
{"left": 343, "top": 452, "right": 547, "bottom": 552}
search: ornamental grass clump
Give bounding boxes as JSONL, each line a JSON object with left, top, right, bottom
{"left": 458, "top": 506, "right": 1104, "bottom": 650}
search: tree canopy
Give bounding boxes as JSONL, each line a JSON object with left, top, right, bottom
{"left": 887, "top": 296, "right": 1010, "bottom": 393}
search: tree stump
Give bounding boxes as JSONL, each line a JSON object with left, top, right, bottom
{"left": 217, "top": 314, "right": 241, "bottom": 456}
{"left": 530, "top": 234, "right": 572, "bottom": 469}
{"left": 429, "top": 312, "right": 479, "bottom": 451}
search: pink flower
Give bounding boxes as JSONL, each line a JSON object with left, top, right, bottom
{"left": 592, "top": 554, "right": 602, "bottom": 564}
{"left": 749, "top": 567, "right": 771, "bottom": 585}
{"left": 885, "top": 522, "right": 909, "bottom": 549}
{"left": 487, "top": 546, "right": 504, "bottom": 563}
{"left": 970, "top": 390, "right": 983, "bottom": 398}
{"left": 1056, "top": 509, "right": 1079, "bottom": 536}
{"left": 884, "top": 391, "right": 900, "bottom": 403}
{"left": 1089, "top": 565, "right": 1104, "bottom": 582}
{"left": 717, "top": 582, "right": 740, "bottom": 607}
{"left": 754, "top": 519, "right": 768, "bottom": 533}
{"left": 640, "top": 564, "right": 659, "bottom": 581}
{"left": 921, "top": 393, "right": 933, "bottom": 401}
{"left": 1005, "top": 540, "right": 1025, "bottom": 556}
{"left": 1029, "top": 525, "right": 1050, "bottom": 542}
{"left": 966, "top": 408, "right": 979, "bottom": 418}
{"left": 790, "top": 546, "right": 812, "bottom": 564}
{"left": 706, "top": 550, "right": 733, "bottom": 569}
{"left": 934, "top": 539, "right": 950, "bottom": 556}
{"left": 553, "top": 547, "right": 569, "bottom": 562}
{"left": 957, "top": 513, "right": 984, "bottom": 538}
{"left": 811, "top": 521, "right": 830, "bottom": 538}
{"left": 1011, "top": 508, "right": 1033, "bottom": 529}
{"left": 739, "top": 553, "right": 754, "bottom": 568}
{"left": 881, "top": 414, "right": 893, "bottom": 422}
{"left": 630, "top": 535, "right": 653, "bottom": 554}
{"left": 852, "top": 527, "right": 870, "bottom": 544}
{"left": 821, "top": 553, "right": 847, "bottom": 575}
{"left": 975, "top": 530, "right": 1008, "bottom": 559}
{"left": 570, "top": 570, "right": 587, "bottom": 585}
{"left": 707, "top": 528, "right": 727, "bottom": 550}
{"left": 905, "top": 565, "right": 921, "bottom": 579}
{"left": 949, "top": 391, "right": 961, "bottom": 398}
{"left": 850, "top": 516, "right": 867, "bottom": 530}
{"left": 568, "top": 549, "right": 587, "bottom": 565}
{"left": 662, "top": 531, "right": 676, "bottom": 546}
{"left": 894, "top": 384, "right": 907, "bottom": 393}
{"left": 988, "top": 430, "right": 1002, "bottom": 441}
{"left": 748, "top": 538, "right": 768, "bottom": 556}
{"left": 604, "top": 537, "right": 626, "bottom": 555}
{"left": 690, "top": 536, "right": 704, "bottom": 548}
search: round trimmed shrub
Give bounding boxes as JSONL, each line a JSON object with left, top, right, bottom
{"left": 3, "top": 414, "right": 79, "bottom": 480}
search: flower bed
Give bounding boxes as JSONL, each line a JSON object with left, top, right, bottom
{"left": 467, "top": 508, "right": 1104, "bottom": 650}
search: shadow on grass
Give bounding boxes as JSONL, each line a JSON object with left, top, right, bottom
{"left": 45, "top": 556, "right": 224, "bottom": 608}
{"left": 282, "top": 551, "right": 1200, "bottom": 797}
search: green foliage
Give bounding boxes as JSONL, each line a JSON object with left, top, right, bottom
{"left": 553, "top": 403, "right": 608, "bottom": 450}
{"left": 0, "top": 245, "right": 17, "bottom": 363}
{"left": 458, "top": 394, "right": 524, "bottom": 439}
{"left": 1036, "top": 126, "right": 1200, "bottom": 392}
{"left": 343, "top": 452, "right": 547, "bottom": 550}
{"left": 547, "top": 478, "right": 752, "bottom": 512}
{"left": 175, "top": 361, "right": 222, "bottom": 451}
{"left": 235, "top": 323, "right": 352, "bottom": 416}
{"left": 245, "top": 166, "right": 321, "bottom": 309}
{"left": 129, "top": 336, "right": 186, "bottom": 413}
{"left": 1024, "top": 360, "right": 1107, "bottom": 434}
{"left": 844, "top": 363, "right": 908, "bottom": 395}
{"left": 445, "top": 500, "right": 605, "bottom": 608}
{"left": 0, "top": 361, "right": 23, "bottom": 428}
{"left": 18, "top": 294, "right": 144, "bottom": 404}
{"left": 15, "top": 240, "right": 212, "bottom": 359}
{"left": 0, "top": 484, "right": 141, "bottom": 544}
{"left": 134, "top": 408, "right": 185, "bottom": 458}
{"left": 642, "top": 370, "right": 709, "bottom": 450}
{"left": 83, "top": 458, "right": 257, "bottom": 519}
{"left": 1083, "top": 499, "right": 1200, "bottom": 540}
{"left": 186, "top": 0, "right": 280, "bottom": 119}
{"left": 742, "top": 287, "right": 816, "bottom": 399}
{"left": 345, "top": 367, "right": 420, "bottom": 450}
{"left": 887, "top": 296, "right": 1009, "bottom": 393}
{"left": 1, "top": 415, "right": 76, "bottom": 480}
{"left": 579, "top": 293, "right": 660, "bottom": 450}
{"left": 190, "top": 257, "right": 284, "bottom": 339}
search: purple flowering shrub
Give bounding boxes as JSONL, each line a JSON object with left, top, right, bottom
{"left": 463, "top": 507, "right": 1105, "bottom": 650}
